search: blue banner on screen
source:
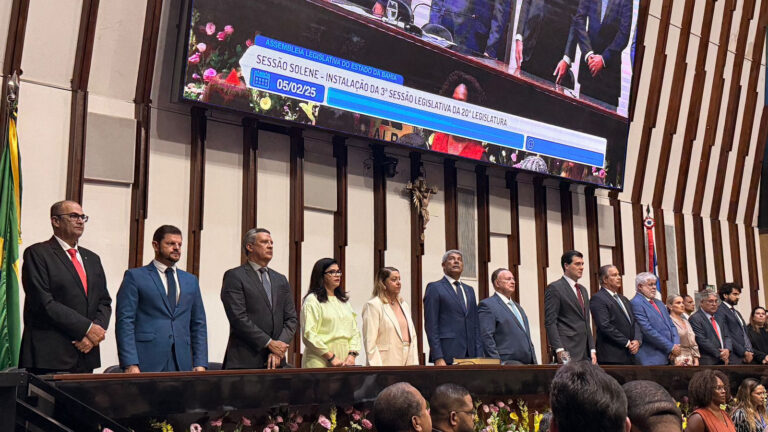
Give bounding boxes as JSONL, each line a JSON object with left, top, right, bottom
{"left": 525, "top": 137, "right": 605, "bottom": 167}
{"left": 249, "top": 69, "right": 325, "bottom": 103}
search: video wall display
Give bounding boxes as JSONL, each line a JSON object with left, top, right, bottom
{"left": 179, "top": 0, "right": 640, "bottom": 189}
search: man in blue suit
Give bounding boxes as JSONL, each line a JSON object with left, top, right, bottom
{"left": 478, "top": 268, "right": 536, "bottom": 364}
{"left": 429, "top": 0, "right": 491, "bottom": 57}
{"left": 424, "top": 250, "right": 483, "bottom": 365}
{"left": 630, "top": 272, "right": 679, "bottom": 366}
{"left": 116, "top": 225, "right": 208, "bottom": 372}
{"left": 571, "top": 0, "right": 633, "bottom": 106}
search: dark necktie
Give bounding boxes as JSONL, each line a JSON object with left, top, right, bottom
{"left": 453, "top": 281, "right": 467, "bottom": 313}
{"left": 259, "top": 267, "right": 272, "bottom": 307}
{"left": 165, "top": 267, "right": 177, "bottom": 313}
{"left": 574, "top": 283, "right": 585, "bottom": 311}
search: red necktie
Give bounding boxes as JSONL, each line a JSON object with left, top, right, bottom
{"left": 650, "top": 299, "right": 663, "bottom": 317}
{"left": 574, "top": 284, "right": 585, "bottom": 310}
{"left": 67, "top": 248, "right": 88, "bottom": 295}
{"left": 710, "top": 316, "right": 722, "bottom": 345}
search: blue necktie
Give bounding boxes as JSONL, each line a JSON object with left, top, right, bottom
{"left": 613, "top": 293, "right": 630, "bottom": 321}
{"left": 508, "top": 300, "right": 525, "bottom": 329}
{"left": 165, "top": 267, "right": 177, "bottom": 313}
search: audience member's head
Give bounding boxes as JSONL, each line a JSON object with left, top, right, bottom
{"left": 733, "top": 378, "right": 767, "bottom": 424}
{"left": 688, "top": 369, "right": 730, "bottom": 410}
{"left": 718, "top": 282, "right": 742, "bottom": 306}
{"left": 539, "top": 412, "right": 553, "bottom": 432}
{"left": 749, "top": 306, "right": 766, "bottom": 331}
{"left": 622, "top": 380, "right": 682, "bottom": 432}
{"left": 683, "top": 295, "right": 695, "bottom": 314}
{"left": 549, "top": 361, "right": 630, "bottom": 432}
{"left": 373, "top": 382, "right": 432, "bottom": 432}
{"left": 429, "top": 383, "right": 475, "bottom": 432}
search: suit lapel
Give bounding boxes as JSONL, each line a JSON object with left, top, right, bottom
{"left": 147, "top": 264, "right": 173, "bottom": 315}
{"left": 444, "top": 277, "right": 467, "bottom": 315}
{"left": 382, "top": 300, "right": 405, "bottom": 342}
{"left": 47, "top": 238, "right": 87, "bottom": 298}
{"left": 245, "top": 264, "right": 272, "bottom": 310}
{"left": 267, "top": 268, "right": 279, "bottom": 309}
{"left": 494, "top": 294, "right": 527, "bottom": 335}
{"left": 560, "top": 278, "right": 584, "bottom": 318}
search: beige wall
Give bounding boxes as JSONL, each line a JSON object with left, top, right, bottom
{"left": 4, "top": 0, "right": 767, "bottom": 370}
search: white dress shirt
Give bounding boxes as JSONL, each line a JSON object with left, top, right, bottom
{"left": 152, "top": 259, "right": 180, "bottom": 302}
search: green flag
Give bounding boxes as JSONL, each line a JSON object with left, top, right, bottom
{"left": 0, "top": 94, "right": 22, "bottom": 369}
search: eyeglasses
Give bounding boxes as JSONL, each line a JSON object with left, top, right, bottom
{"left": 54, "top": 213, "right": 89, "bottom": 222}
{"left": 454, "top": 408, "right": 477, "bottom": 417}
{"left": 325, "top": 270, "right": 342, "bottom": 276}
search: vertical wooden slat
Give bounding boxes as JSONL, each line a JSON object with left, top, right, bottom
{"left": 186, "top": 107, "right": 206, "bottom": 276}
{"left": 506, "top": 172, "right": 521, "bottom": 303}
{"left": 560, "top": 182, "right": 574, "bottom": 252}
{"left": 444, "top": 159, "right": 458, "bottom": 250}
{"left": 533, "top": 178, "right": 549, "bottom": 362}
{"left": 0, "top": 0, "right": 30, "bottom": 144}
{"left": 333, "top": 136, "right": 348, "bottom": 281}
{"left": 711, "top": 219, "right": 726, "bottom": 288}
{"left": 744, "top": 109, "right": 768, "bottom": 226}
{"left": 692, "top": 215, "right": 708, "bottom": 291}
{"left": 409, "top": 152, "right": 425, "bottom": 364}
{"left": 66, "top": 0, "right": 100, "bottom": 202}
{"left": 288, "top": 128, "right": 304, "bottom": 365}
{"left": 745, "top": 226, "right": 760, "bottom": 309}
{"left": 129, "top": 0, "right": 164, "bottom": 268}
{"left": 609, "top": 192, "right": 625, "bottom": 275}
{"left": 476, "top": 166, "right": 490, "bottom": 299}
{"left": 654, "top": 208, "right": 668, "bottom": 299}
{"left": 632, "top": 203, "right": 646, "bottom": 273}
{"left": 241, "top": 118, "right": 259, "bottom": 259}
{"left": 674, "top": 212, "right": 689, "bottom": 295}
{"left": 628, "top": 0, "right": 652, "bottom": 122}
{"left": 585, "top": 188, "right": 600, "bottom": 295}
{"left": 372, "top": 144, "right": 387, "bottom": 274}
{"left": 728, "top": 223, "right": 743, "bottom": 287}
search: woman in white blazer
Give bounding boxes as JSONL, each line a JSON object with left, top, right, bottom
{"left": 362, "top": 267, "right": 419, "bottom": 366}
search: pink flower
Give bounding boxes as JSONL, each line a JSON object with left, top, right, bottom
{"left": 242, "top": 417, "right": 252, "bottom": 427}
{"left": 263, "top": 428, "right": 272, "bottom": 432}
{"left": 203, "top": 68, "right": 217, "bottom": 81}
{"left": 511, "top": 152, "right": 518, "bottom": 162}
{"left": 490, "top": 405, "right": 499, "bottom": 413}
{"left": 224, "top": 25, "right": 234, "bottom": 35}
{"left": 276, "top": 416, "right": 284, "bottom": 423}
{"left": 344, "top": 406, "right": 354, "bottom": 414}
{"left": 211, "top": 419, "right": 223, "bottom": 427}
{"left": 205, "top": 22, "right": 215, "bottom": 35}
{"left": 103, "top": 429, "right": 113, "bottom": 432}
{"left": 599, "top": 169, "right": 606, "bottom": 178}
{"left": 188, "top": 52, "right": 201, "bottom": 64}
{"left": 482, "top": 405, "right": 490, "bottom": 413}
{"left": 245, "top": 39, "right": 253, "bottom": 47}
{"left": 352, "top": 413, "right": 361, "bottom": 421}
{"left": 196, "top": 43, "right": 207, "bottom": 53}
{"left": 190, "top": 425, "right": 202, "bottom": 432}
{"left": 496, "top": 401, "right": 505, "bottom": 408}
{"left": 272, "top": 426, "right": 279, "bottom": 432}
{"left": 361, "top": 419, "right": 373, "bottom": 429}
{"left": 318, "top": 416, "right": 332, "bottom": 430}
{"left": 217, "top": 31, "right": 227, "bottom": 41}
{"left": 192, "top": 73, "right": 201, "bottom": 80}
{"left": 267, "top": 424, "right": 276, "bottom": 429}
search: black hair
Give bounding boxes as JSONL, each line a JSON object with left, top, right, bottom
{"left": 688, "top": 369, "right": 730, "bottom": 409}
{"left": 429, "top": 383, "right": 471, "bottom": 420}
{"left": 438, "top": 71, "right": 485, "bottom": 105}
{"left": 561, "top": 250, "right": 584, "bottom": 271}
{"left": 718, "top": 282, "right": 742, "bottom": 300}
{"left": 304, "top": 257, "right": 348, "bottom": 303}
{"left": 373, "top": 382, "right": 423, "bottom": 432}
{"left": 622, "top": 380, "right": 682, "bottom": 431}
{"left": 550, "top": 361, "right": 627, "bottom": 432}
{"left": 152, "top": 225, "right": 182, "bottom": 243}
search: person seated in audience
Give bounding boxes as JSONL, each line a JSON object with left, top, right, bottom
{"left": 730, "top": 378, "right": 767, "bottom": 432}
{"left": 630, "top": 272, "right": 680, "bottom": 365}
{"left": 539, "top": 412, "right": 553, "bottom": 432}
{"left": 684, "top": 295, "right": 696, "bottom": 320}
{"left": 549, "top": 361, "right": 631, "bottom": 432}
{"left": 685, "top": 369, "right": 736, "bottom": 432}
{"left": 746, "top": 306, "right": 768, "bottom": 364}
{"left": 301, "top": 258, "right": 361, "bottom": 368}
{"left": 689, "top": 292, "right": 732, "bottom": 365}
{"left": 666, "top": 295, "right": 700, "bottom": 366}
{"left": 478, "top": 268, "right": 537, "bottom": 365}
{"left": 622, "top": 380, "right": 682, "bottom": 432}
{"left": 716, "top": 282, "right": 754, "bottom": 364}
{"left": 424, "top": 250, "right": 483, "bottom": 365}
{"left": 429, "top": 383, "right": 476, "bottom": 432}
{"left": 373, "top": 382, "right": 432, "bottom": 432}
{"left": 362, "top": 267, "right": 419, "bottom": 366}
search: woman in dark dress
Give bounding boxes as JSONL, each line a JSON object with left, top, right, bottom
{"left": 747, "top": 307, "right": 768, "bottom": 365}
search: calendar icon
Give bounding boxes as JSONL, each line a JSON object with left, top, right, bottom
{"left": 250, "top": 69, "right": 271, "bottom": 89}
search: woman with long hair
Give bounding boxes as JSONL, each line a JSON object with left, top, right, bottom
{"left": 747, "top": 307, "right": 768, "bottom": 365}
{"left": 666, "top": 294, "right": 700, "bottom": 366}
{"left": 686, "top": 369, "right": 736, "bottom": 432}
{"left": 731, "top": 378, "right": 768, "bottom": 432}
{"left": 362, "top": 267, "right": 419, "bottom": 366}
{"left": 301, "top": 258, "right": 361, "bottom": 368}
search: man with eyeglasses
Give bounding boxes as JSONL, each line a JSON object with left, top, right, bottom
{"left": 630, "top": 272, "right": 679, "bottom": 366}
{"left": 429, "top": 383, "right": 476, "bottom": 432}
{"left": 689, "top": 291, "right": 732, "bottom": 365}
{"left": 19, "top": 200, "right": 112, "bottom": 374}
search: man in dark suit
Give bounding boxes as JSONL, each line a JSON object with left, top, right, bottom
{"left": 716, "top": 282, "right": 753, "bottom": 364}
{"left": 544, "top": 250, "right": 596, "bottom": 363}
{"left": 572, "top": 0, "right": 633, "bottom": 106}
{"left": 515, "top": 0, "right": 580, "bottom": 83}
{"left": 116, "top": 225, "right": 208, "bottom": 372}
{"left": 221, "top": 228, "right": 297, "bottom": 369}
{"left": 424, "top": 249, "right": 483, "bottom": 365}
{"left": 428, "top": 0, "right": 491, "bottom": 57}
{"left": 631, "top": 272, "right": 679, "bottom": 366}
{"left": 478, "top": 268, "right": 536, "bottom": 364}
{"left": 589, "top": 264, "right": 640, "bottom": 365}
{"left": 19, "top": 200, "right": 111, "bottom": 374}
{"left": 689, "top": 292, "right": 731, "bottom": 365}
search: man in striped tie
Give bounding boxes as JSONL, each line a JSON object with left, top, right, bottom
{"left": 19, "top": 200, "right": 112, "bottom": 374}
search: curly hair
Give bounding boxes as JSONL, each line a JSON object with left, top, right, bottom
{"left": 688, "top": 369, "right": 730, "bottom": 409}
{"left": 438, "top": 71, "right": 486, "bottom": 105}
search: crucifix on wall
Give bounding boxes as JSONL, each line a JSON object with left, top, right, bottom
{"left": 405, "top": 176, "right": 438, "bottom": 243}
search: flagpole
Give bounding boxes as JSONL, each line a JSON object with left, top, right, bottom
{"left": 1, "top": 73, "right": 19, "bottom": 154}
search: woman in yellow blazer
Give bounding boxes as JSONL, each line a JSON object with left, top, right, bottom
{"left": 362, "top": 267, "right": 419, "bottom": 366}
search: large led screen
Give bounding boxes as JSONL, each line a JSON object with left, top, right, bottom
{"left": 179, "top": 0, "right": 641, "bottom": 189}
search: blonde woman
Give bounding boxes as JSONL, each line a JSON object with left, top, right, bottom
{"left": 666, "top": 294, "right": 700, "bottom": 366}
{"left": 362, "top": 267, "right": 419, "bottom": 366}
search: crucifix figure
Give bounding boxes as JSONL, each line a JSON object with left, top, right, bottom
{"left": 405, "top": 176, "right": 438, "bottom": 241}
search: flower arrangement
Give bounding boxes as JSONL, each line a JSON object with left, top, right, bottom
{"left": 474, "top": 399, "right": 545, "bottom": 432}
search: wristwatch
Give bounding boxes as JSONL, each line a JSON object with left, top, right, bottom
{"left": 348, "top": 351, "right": 359, "bottom": 357}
